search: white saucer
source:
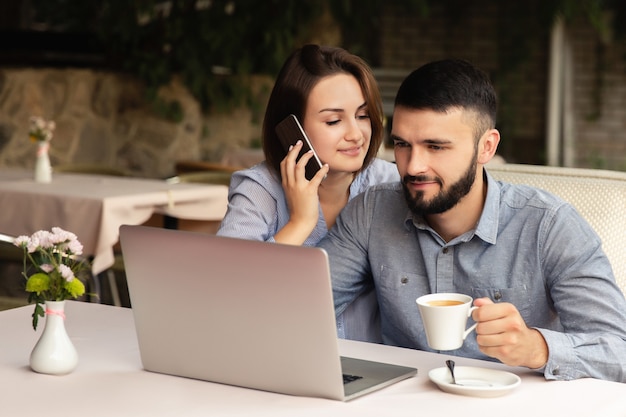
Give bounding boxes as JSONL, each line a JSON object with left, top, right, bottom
{"left": 428, "top": 366, "right": 521, "bottom": 398}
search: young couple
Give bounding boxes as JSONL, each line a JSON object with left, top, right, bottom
{"left": 218, "top": 44, "right": 626, "bottom": 383}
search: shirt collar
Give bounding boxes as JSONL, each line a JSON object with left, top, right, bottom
{"left": 402, "top": 169, "right": 501, "bottom": 245}
{"left": 475, "top": 170, "right": 501, "bottom": 244}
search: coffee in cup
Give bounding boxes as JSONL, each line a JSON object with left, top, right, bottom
{"left": 426, "top": 300, "right": 464, "bottom": 307}
{"left": 416, "top": 293, "right": 478, "bottom": 351}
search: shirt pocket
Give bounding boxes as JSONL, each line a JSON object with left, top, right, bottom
{"left": 377, "top": 265, "right": 430, "bottom": 318}
{"left": 470, "top": 286, "right": 533, "bottom": 318}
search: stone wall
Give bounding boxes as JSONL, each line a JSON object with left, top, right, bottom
{"left": 2, "top": 4, "right": 625, "bottom": 175}
{"left": 0, "top": 68, "right": 269, "bottom": 178}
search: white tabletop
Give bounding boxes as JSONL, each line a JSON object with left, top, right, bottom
{"left": 0, "top": 170, "right": 228, "bottom": 274}
{"left": 0, "top": 301, "right": 624, "bottom": 417}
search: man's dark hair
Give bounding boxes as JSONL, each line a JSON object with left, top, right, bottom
{"left": 394, "top": 59, "right": 497, "bottom": 139}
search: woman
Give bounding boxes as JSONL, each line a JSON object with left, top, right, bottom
{"left": 218, "top": 44, "right": 397, "bottom": 341}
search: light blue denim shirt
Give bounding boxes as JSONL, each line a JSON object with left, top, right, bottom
{"left": 319, "top": 169, "right": 626, "bottom": 382}
{"left": 217, "top": 158, "right": 399, "bottom": 342}
{"left": 217, "top": 158, "right": 399, "bottom": 245}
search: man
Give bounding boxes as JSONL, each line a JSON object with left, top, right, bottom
{"left": 319, "top": 59, "right": 626, "bottom": 382}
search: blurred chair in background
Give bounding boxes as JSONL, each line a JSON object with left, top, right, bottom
{"left": 0, "top": 233, "right": 29, "bottom": 311}
{"left": 166, "top": 171, "right": 233, "bottom": 187}
{"left": 163, "top": 170, "right": 233, "bottom": 231}
{"left": 489, "top": 163, "right": 626, "bottom": 296}
{"left": 53, "top": 164, "right": 126, "bottom": 306}
{"left": 174, "top": 160, "right": 242, "bottom": 175}
{"left": 55, "top": 163, "right": 128, "bottom": 177}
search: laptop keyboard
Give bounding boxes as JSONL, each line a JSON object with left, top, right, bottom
{"left": 343, "top": 373, "right": 363, "bottom": 384}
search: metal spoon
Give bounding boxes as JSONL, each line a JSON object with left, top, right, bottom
{"left": 445, "top": 359, "right": 493, "bottom": 387}
{"left": 446, "top": 360, "right": 461, "bottom": 385}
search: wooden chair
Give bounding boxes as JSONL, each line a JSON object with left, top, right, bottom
{"left": 163, "top": 170, "right": 233, "bottom": 231}
{"left": 55, "top": 163, "right": 128, "bottom": 177}
{"left": 0, "top": 233, "right": 24, "bottom": 263}
{"left": 174, "top": 160, "right": 242, "bottom": 175}
{"left": 166, "top": 171, "right": 233, "bottom": 187}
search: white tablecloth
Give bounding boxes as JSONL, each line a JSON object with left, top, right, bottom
{"left": 0, "top": 170, "right": 228, "bottom": 274}
{"left": 0, "top": 302, "right": 624, "bottom": 417}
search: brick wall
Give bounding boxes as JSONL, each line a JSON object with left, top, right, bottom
{"left": 569, "top": 21, "right": 626, "bottom": 170}
{"left": 377, "top": 3, "right": 626, "bottom": 170}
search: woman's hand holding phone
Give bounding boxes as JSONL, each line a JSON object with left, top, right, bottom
{"left": 275, "top": 114, "right": 324, "bottom": 180}
{"left": 276, "top": 140, "right": 329, "bottom": 245}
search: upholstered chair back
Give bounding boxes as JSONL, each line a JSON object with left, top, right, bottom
{"left": 488, "top": 164, "right": 626, "bottom": 296}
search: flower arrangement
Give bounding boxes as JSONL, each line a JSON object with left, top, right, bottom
{"left": 14, "top": 227, "right": 89, "bottom": 330}
{"left": 29, "top": 116, "right": 56, "bottom": 143}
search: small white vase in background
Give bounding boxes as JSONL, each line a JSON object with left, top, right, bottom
{"left": 30, "top": 300, "right": 78, "bottom": 375}
{"left": 34, "top": 141, "right": 52, "bottom": 183}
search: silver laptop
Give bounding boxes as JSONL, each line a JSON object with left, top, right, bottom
{"left": 119, "top": 225, "right": 416, "bottom": 401}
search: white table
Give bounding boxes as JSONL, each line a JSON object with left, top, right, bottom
{"left": 0, "top": 301, "right": 624, "bottom": 417}
{"left": 0, "top": 170, "right": 228, "bottom": 274}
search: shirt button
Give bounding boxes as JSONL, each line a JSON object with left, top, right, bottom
{"left": 552, "top": 366, "right": 560, "bottom": 376}
{"left": 442, "top": 247, "right": 449, "bottom": 254}
{"left": 401, "top": 277, "right": 409, "bottom": 284}
{"left": 494, "top": 291, "right": 502, "bottom": 301}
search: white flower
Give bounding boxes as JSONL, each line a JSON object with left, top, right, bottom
{"left": 14, "top": 235, "right": 29, "bottom": 247}
{"left": 66, "top": 239, "right": 84, "bottom": 255}
{"left": 29, "top": 116, "right": 55, "bottom": 142}
{"left": 58, "top": 264, "right": 75, "bottom": 282}
{"left": 26, "top": 237, "right": 40, "bottom": 254}
{"left": 51, "top": 227, "right": 77, "bottom": 243}
{"left": 31, "top": 230, "right": 54, "bottom": 249}
{"left": 50, "top": 227, "right": 83, "bottom": 255}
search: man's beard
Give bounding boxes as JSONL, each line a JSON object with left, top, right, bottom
{"left": 402, "top": 155, "right": 477, "bottom": 216}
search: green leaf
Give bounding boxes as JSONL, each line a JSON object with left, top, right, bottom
{"left": 31, "top": 302, "right": 45, "bottom": 331}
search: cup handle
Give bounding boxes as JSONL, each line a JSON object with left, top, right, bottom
{"left": 463, "top": 306, "right": 479, "bottom": 340}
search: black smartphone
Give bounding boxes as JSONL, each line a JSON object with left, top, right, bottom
{"left": 275, "top": 114, "right": 324, "bottom": 180}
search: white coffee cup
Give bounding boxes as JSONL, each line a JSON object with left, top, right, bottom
{"left": 416, "top": 293, "right": 478, "bottom": 351}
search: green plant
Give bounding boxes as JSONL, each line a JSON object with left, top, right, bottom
{"left": 151, "top": 97, "right": 184, "bottom": 123}
{"left": 30, "top": 0, "right": 321, "bottom": 113}
{"left": 28, "top": 116, "right": 55, "bottom": 143}
{"left": 28, "top": 0, "right": 625, "bottom": 118}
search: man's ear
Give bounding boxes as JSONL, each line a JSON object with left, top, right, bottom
{"left": 477, "top": 129, "right": 500, "bottom": 165}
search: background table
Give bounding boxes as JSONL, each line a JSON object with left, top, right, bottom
{"left": 0, "top": 170, "right": 228, "bottom": 274}
{"left": 0, "top": 301, "right": 624, "bottom": 417}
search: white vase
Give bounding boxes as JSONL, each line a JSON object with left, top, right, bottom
{"left": 34, "top": 141, "right": 52, "bottom": 183}
{"left": 29, "top": 300, "right": 78, "bottom": 375}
